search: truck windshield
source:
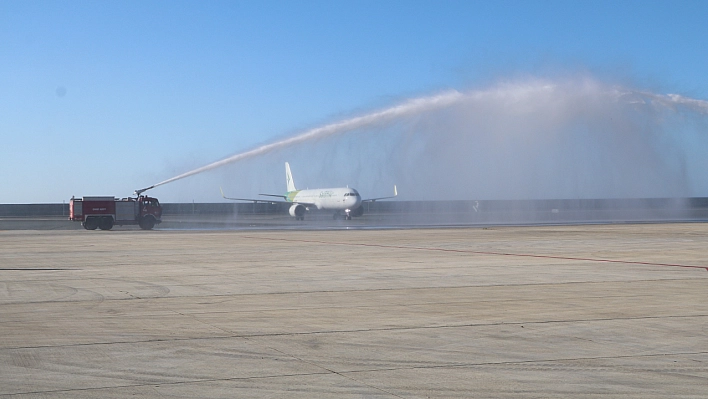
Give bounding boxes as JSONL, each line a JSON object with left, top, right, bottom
{"left": 143, "top": 199, "right": 159, "bottom": 207}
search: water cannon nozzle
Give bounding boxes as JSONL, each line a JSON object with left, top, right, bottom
{"left": 134, "top": 185, "right": 155, "bottom": 196}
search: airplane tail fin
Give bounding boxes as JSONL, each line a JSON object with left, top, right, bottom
{"left": 285, "top": 162, "right": 297, "bottom": 192}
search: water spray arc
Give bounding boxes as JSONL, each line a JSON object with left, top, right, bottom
{"left": 135, "top": 78, "right": 708, "bottom": 199}
{"left": 135, "top": 90, "right": 465, "bottom": 194}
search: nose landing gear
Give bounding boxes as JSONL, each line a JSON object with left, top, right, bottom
{"left": 333, "top": 211, "right": 353, "bottom": 221}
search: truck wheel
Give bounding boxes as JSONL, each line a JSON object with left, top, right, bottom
{"left": 139, "top": 216, "right": 155, "bottom": 230}
{"left": 83, "top": 217, "right": 98, "bottom": 230}
{"left": 98, "top": 217, "right": 114, "bottom": 230}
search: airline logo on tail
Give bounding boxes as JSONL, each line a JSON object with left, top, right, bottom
{"left": 285, "top": 162, "right": 297, "bottom": 193}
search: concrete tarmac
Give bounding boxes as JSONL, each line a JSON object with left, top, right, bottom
{"left": 1, "top": 224, "right": 707, "bottom": 398}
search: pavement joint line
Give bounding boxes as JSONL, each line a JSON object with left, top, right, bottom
{"left": 243, "top": 235, "right": 708, "bottom": 271}
{"left": 167, "top": 293, "right": 679, "bottom": 312}
{"left": 3, "top": 277, "right": 700, "bottom": 307}
{"left": 234, "top": 313, "right": 708, "bottom": 338}
{"left": 0, "top": 268, "right": 74, "bottom": 271}
{"left": 3, "top": 277, "right": 702, "bottom": 308}
{"left": 0, "top": 371, "right": 336, "bottom": 398}
{"left": 3, "top": 314, "right": 706, "bottom": 351}
{"left": 3, "top": 351, "right": 707, "bottom": 398}
{"left": 340, "top": 350, "right": 708, "bottom": 375}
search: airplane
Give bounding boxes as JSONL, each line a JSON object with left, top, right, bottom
{"left": 220, "top": 162, "right": 397, "bottom": 221}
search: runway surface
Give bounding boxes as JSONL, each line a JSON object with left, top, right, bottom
{"left": 1, "top": 224, "right": 707, "bottom": 397}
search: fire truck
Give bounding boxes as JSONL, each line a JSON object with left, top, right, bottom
{"left": 69, "top": 195, "right": 162, "bottom": 230}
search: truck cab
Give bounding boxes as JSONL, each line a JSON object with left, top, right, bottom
{"left": 137, "top": 196, "right": 162, "bottom": 230}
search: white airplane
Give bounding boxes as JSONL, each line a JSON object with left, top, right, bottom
{"left": 221, "top": 162, "right": 397, "bottom": 220}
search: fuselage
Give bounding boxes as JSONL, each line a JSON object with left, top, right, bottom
{"left": 288, "top": 187, "right": 362, "bottom": 211}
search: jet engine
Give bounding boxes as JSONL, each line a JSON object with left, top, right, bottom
{"left": 289, "top": 204, "right": 306, "bottom": 220}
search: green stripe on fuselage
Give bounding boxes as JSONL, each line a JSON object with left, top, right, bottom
{"left": 286, "top": 191, "right": 300, "bottom": 202}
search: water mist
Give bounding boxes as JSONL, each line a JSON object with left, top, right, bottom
{"left": 148, "top": 76, "right": 708, "bottom": 204}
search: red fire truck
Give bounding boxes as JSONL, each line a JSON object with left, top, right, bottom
{"left": 69, "top": 195, "right": 162, "bottom": 230}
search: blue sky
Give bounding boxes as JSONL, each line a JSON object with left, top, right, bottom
{"left": 2, "top": 0, "right": 707, "bottom": 203}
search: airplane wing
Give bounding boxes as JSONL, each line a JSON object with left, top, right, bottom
{"left": 258, "top": 193, "right": 288, "bottom": 200}
{"left": 220, "top": 187, "right": 283, "bottom": 203}
{"left": 362, "top": 185, "right": 398, "bottom": 203}
{"left": 220, "top": 187, "right": 317, "bottom": 206}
